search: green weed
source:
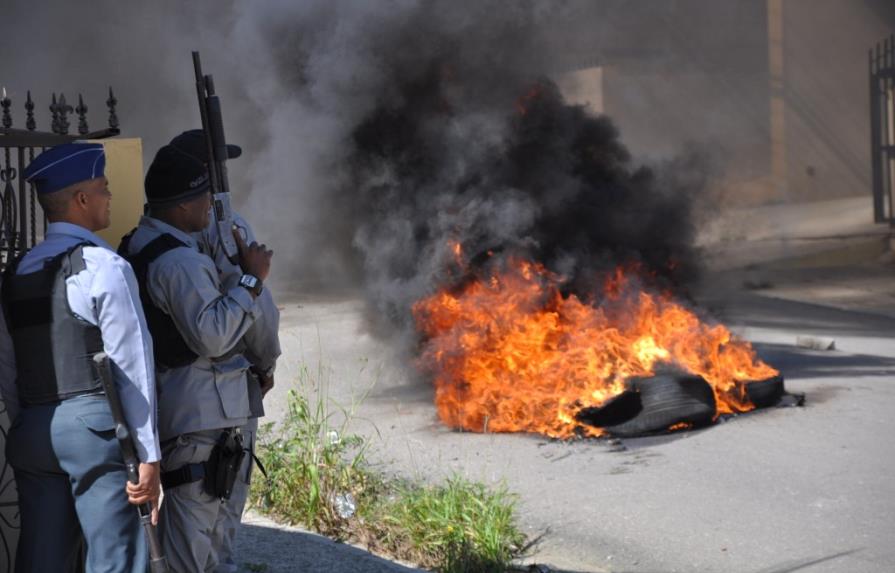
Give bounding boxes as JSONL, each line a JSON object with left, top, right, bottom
{"left": 377, "top": 478, "right": 527, "bottom": 573}
{"left": 250, "top": 363, "right": 527, "bottom": 572}
{"left": 251, "top": 363, "right": 375, "bottom": 537}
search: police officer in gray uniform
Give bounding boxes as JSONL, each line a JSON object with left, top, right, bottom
{"left": 119, "top": 143, "right": 272, "bottom": 572}
{"left": 0, "top": 142, "right": 161, "bottom": 572}
{"left": 168, "top": 129, "right": 281, "bottom": 573}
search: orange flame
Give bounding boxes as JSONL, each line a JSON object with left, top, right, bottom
{"left": 413, "top": 258, "right": 777, "bottom": 438}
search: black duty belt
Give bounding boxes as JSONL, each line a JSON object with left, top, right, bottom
{"left": 161, "top": 462, "right": 206, "bottom": 489}
{"left": 20, "top": 388, "right": 106, "bottom": 408}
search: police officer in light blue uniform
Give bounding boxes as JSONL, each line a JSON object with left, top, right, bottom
{"left": 169, "top": 129, "right": 282, "bottom": 573}
{"left": 0, "top": 142, "right": 161, "bottom": 572}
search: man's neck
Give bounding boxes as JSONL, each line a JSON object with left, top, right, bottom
{"left": 150, "top": 211, "right": 191, "bottom": 234}
{"left": 48, "top": 217, "right": 96, "bottom": 233}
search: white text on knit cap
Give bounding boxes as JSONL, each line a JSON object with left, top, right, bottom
{"left": 189, "top": 173, "right": 209, "bottom": 189}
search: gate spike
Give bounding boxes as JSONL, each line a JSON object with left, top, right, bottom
{"left": 106, "top": 86, "right": 119, "bottom": 130}
{"left": 1, "top": 88, "right": 11, "bottom": 129}
{"left": 50, "top": 93, "right": 60, "bottom": 134}
{"left": 25, "top": 90, "right": 35, "bottom": 131}
{"left": 76, "top": 93, "right": 89, "bottom": 136}
{"left": 58, "top": 92, "right": 72, "bottom": 135}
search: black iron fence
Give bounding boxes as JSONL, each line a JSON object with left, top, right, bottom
{"left": 871, "top": 35, "right": 895, "bottom": 225}
{"left": 0, "top": 88, "right": 120, "bottom": 268}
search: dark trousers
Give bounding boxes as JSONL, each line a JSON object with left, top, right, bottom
{"left": 7, "top": 394, "right": 147, "bottom": 573}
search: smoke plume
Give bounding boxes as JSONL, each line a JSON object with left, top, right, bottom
{"left": 2, "top": 1, "right": 714, "bottom": 338}
{"left": 230, "top": 1, "right": 705, "bottom": 337}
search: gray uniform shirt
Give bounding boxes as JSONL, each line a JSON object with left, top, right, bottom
{"left": 124, "top": 216, "right": 258, "bottom": 441}
{"left": 194, "top": 212, "right": 281, "bottom": 418}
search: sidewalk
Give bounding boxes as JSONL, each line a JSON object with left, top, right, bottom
{"left": 698, "top": 194, "right": 895, "bottom": 319}
{"left": 234, "top": 510, "right": 424, "bottom": 573}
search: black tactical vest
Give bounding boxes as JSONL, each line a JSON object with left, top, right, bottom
{"left": 119, "top": 230, "right": 199, "bottom": 370}
{"left": 1, "top": 243, "right": 105, "bottom": 405}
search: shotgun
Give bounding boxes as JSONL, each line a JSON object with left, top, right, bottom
{"left": 192, "top": 51, "right": 239, "bottom": 264}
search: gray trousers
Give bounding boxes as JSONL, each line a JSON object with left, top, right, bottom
{"left": 210, "top": 417, "right": 257, "bottom": 573}
{"left": 6, "top": 394, "right": 148, "bottom": 573}
{"left": 158, "top": 429, "right": 227, "bottom": 573}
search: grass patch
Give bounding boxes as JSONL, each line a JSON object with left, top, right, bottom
{"left": 376, "top": 478, "right": 526, "bottom": 573}
{"left": 251, "top": 364, "right": 527, "bottom": 572}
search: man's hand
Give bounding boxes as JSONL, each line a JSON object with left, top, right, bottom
{"left": 251, "top": 366, "right": 275, "bottom": 398}
{"left": 126, "top": 461, "right": 161, "bottom": 525}
{"left": 260, "top": 372, "right": 275, "bottom": 398}
{"left": 233, "top": 227, "right": 273, "bottom": 282}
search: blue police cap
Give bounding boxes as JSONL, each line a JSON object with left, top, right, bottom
{"left": 23, "top": 142, "right": 106, "bottom": 195}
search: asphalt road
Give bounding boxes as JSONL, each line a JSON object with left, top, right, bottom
{"left": 243, "top": 269, "right": 895, "bottom": 573}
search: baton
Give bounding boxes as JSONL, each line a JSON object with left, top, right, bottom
{"left": 93, "top": 353, "right": 169, "bottom": 573}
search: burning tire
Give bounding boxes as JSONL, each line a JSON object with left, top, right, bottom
{"left": 575, "top": 390, "right": 642, "bottom": 428}
{"left": 600, "top": 373, "right": 716, "bottom": 437}
{"left": 739, "top": 375, "right": 785, "bottom": 409}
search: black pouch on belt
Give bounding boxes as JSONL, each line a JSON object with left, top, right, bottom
{"left": 203, "top": 429, "right": 246, "bottom": 500}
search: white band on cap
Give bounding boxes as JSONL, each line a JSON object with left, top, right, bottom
{"left": 25, "top": 147, "right": 104, "bottom": 181}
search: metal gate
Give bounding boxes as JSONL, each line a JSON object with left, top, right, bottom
{"left": 871, "top": 35, "right": 895, "bottom": 224}
{"left": 0, "top": 89, "right": 120, "bottom": 269}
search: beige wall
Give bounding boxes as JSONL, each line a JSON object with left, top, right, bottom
{"left": 568, "top": 1, "right": 894, "bottom": 205}
{"left": 557, "top": 66, "right": 604, "bottom": 115}
{"left": 780, "top": 0, "right": 891, "bottom": 201}
{"left": 95, "top": 137, "right": 145, "bottom": 249}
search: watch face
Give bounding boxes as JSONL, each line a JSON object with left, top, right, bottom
{"left": 240, "top": 274, "right": 258, "bottom": 289}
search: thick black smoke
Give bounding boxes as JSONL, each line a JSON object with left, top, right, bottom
{"left": 325, "top": 30, "right": 704, "bottom": 333}
{"left": 2, "top": 0, "right": 707, "bottom": 338}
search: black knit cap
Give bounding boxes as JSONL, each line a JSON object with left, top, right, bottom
{"left": 145, "top": 144, "right": 211, "bottom": 206}
{"left": 169, "top": 129, "right": 242, "bottom": 163}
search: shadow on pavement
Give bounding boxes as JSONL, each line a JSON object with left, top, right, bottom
{"left": 752, "top": 548, "right": 862, "bottom": 573}
{"left": 235, "top": 521, "right": 423, "bottom": 573}
{"left": 754, "top": 342, "right": 895, "bottom": 380}
{"left": 702, "top": 292, "right": 895, "bottom": 340}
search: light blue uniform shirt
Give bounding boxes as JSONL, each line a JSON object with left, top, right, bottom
{"left": 0, "top": 222, "right": 161, "bottom": 462}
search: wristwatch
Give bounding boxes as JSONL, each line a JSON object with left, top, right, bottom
{"left": 238, "top": 273, "right": 263, "bottom": 296}
{"left": 251, "top": 365, "right": 275, "bottom": 380}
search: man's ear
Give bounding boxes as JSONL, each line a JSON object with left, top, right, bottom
{"left": 73, "top": 188, "right": 88, "bottom": 209}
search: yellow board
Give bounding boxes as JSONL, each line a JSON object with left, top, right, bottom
{"left": 93, "top": 138, "right": 145, "bottom": 249}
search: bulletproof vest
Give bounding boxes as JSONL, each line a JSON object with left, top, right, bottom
{"left": 119, "top": 230, "right": 199, "bottom": 370}
{"left": 0, "top": 243, "right": 105, "bottom": 405}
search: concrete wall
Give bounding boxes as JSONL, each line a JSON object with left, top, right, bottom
{"left": 596, "top": 1, "right": 773, "bottom": 203}
{"left": 782, "top": 0, "right": 892, "bottom": 201}
{"left": 556, "top": 67, "right": 604, "bottom": 116}
{"left": 581, "top": 0, "right": 895, "bottom": 205}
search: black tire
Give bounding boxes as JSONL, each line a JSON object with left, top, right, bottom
{"left": 575, "top": 390, "right": 642, "bottom": 428}
{"left": 740, "top": 375, "right": 785, "bottom": 409}
{"left": 604, "top": 373, "right": 716, "bottom": 437}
